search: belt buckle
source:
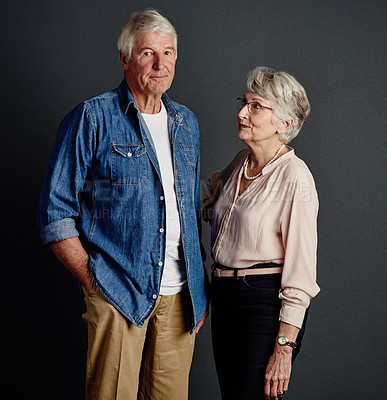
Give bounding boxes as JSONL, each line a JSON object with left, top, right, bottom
{"left": 213, "top": 269, "right": 221, "bottom": 278}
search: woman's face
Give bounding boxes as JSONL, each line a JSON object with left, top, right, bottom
{"left": 237, "top": 91, "right": 281, "bottom": 146}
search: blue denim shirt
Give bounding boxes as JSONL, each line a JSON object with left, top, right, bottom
{"left": 37, "top": 80, "right": 208, "bottom": 331}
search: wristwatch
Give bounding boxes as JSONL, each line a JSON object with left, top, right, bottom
{"left": 276, "top": 336, "right": 297, "bottom": 349}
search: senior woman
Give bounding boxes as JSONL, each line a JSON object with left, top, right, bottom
{"left": 203, "top": 66, "right": 320, "bottom": 400}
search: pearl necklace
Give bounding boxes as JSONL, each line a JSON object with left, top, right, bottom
{"left": 243, "top": 144, "right": 286, "bottom": 180}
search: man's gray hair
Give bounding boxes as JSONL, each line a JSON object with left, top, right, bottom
{"left": 117, "top": 9, "right": 178, "bottom": 59}
{"left": 246, "top": 66, "right": 311, "bottom": 144}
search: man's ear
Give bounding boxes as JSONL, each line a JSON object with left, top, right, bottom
{"left": 119, "top": 51, "right": 129, "bottom": 70}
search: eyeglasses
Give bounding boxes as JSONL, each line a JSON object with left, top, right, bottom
{"left": 236, "top": 98, "right": 273, "bottom": 115}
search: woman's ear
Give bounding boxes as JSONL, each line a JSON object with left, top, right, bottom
{"left": 277, "top": 119, "right": 293, "bottom": 134}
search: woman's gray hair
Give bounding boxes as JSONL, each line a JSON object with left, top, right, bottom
{"left": 246, "top": 66, "right": 311, "bottom": 144}
{"left": 117, "top": 9, "right": 177, "bottom": 59}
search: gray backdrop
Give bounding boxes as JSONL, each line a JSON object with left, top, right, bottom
{"left": 2, "top": 0, "right": 386, "bottom": 398}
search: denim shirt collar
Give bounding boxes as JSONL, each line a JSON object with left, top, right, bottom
{"left": 117, "top": 79, "right": 183, "bottom": 123}
{"left": 117, "top": 79, "right": 182, "bottom": 181}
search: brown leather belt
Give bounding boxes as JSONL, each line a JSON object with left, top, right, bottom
{"left": 212, "top": 266, "right": 283, "bottom": 278}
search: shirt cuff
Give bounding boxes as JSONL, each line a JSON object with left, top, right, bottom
{"left": 279, "top": 302, "right": 306, "bottom": 329}
{"left": 40, "top": 218, "right": 79, "bottom": 245}
{"left": 278, "top": 287, "right": 311, "bottom": 329}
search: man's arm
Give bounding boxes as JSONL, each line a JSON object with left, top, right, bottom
{"left": 50, "top": 237, "right": 90, "bottom": 289}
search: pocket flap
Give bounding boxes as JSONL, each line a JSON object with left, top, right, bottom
{"left": 112, "top": 143, "right": 146, "bottom": 158}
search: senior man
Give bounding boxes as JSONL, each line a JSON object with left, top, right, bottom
{"left": 37, "top": 9, "right": 208, "bottom": 400}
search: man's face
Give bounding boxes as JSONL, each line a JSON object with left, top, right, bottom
{"left": 122, "top": 31, "right": 176, "bottom": 99}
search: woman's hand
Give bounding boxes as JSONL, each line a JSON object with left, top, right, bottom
{"left": 264, "top": 344, "right": 293, "bottom": 399}
{"left": 264, "top": 322, "right": 299, "bottom": 399}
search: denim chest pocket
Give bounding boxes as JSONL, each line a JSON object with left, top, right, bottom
{"left": 176, "top": 137, "right": 196, "bottom": 166}
{"left": 182, "top": 148, "right": 196, "bottom": 166}
{"left": 111, "top": 143, "right": 147, "bottom": 186}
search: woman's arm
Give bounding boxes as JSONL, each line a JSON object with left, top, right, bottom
{"left": 264, "top": 168, "right": 319, "bottom": 399}
{"left": 264, "top": 322, "right": 300, "bottom": 399}
{"left": 202, "top": 149, "right": 248, "bottom": 223}
{"left": 279, "top": 174, "right": 320, "bottom": 328}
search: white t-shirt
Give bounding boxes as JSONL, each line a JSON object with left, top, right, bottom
{"left": 141, "top": 101, "right": 187, "bottom": 295}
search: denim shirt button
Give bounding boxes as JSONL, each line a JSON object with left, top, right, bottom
{"left": 158, "top": 261, "right": 163, "bottom": 267}
{"left": 127, "top": 152, "right": 132, "bottom": 157}
{"left": 152, "top": 294, "right": 157, "bottom": 299}
{"left": 160, "top": 196, "right": 164, "bottom": 201}
{"left": 159, "top": 228, "right": 164, "bottom": 233}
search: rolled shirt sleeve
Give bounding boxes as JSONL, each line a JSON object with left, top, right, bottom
{"left": 39, "top": 218, "right": 79, "bottom": 245}
{"left": 37, "top": 103, "right": 96, "bottom": 244}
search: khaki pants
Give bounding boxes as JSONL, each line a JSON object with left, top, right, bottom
{"left": 82, "top": 276, "right": 196, "bottom": 400}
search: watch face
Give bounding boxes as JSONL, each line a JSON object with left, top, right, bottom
{"left": 278, "top": 337, "right": 287, "bottom": 345}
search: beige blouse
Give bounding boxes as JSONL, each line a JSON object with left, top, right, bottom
{"left": 203, "top": 148, "right": 320, "bottom": 328}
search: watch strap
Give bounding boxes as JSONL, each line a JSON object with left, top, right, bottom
{"left": 276, "top": 336, "right": 297, "bottom": 349}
